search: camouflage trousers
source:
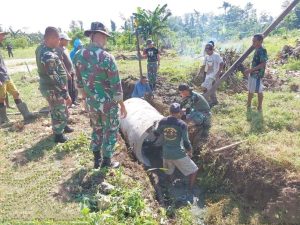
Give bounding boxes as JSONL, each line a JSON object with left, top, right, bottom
{"left": 187, "top": 111, "right": 211, "bottom": 136}
{"left": 43, "top": 90, "right": 68, "bottom": 134}
{"left": 147, "top": 62, "right": 158, "bottom": 89}
{"left": 89, "top": 105, "right": 120, "bottom": 158}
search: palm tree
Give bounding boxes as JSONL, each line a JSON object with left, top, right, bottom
{"left": 133, "top": 4, "right": 172, "bottom": 45}
{"left": 220, "top": 1, "right": 231, "bottom": 15}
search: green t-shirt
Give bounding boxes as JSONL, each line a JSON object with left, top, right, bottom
{"left": 251, "top": 47, "right": 268, "bottom": 78}
{"left": 154, "top": 116, "right": 192, "bottom": 160}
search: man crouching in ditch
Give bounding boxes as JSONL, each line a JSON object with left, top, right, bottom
{"left": 154, "top": 103, "right": 198, "bottom": 190}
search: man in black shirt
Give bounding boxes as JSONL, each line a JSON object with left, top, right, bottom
{"left": 143, "top": 39, "right": 160, "bottom": 91}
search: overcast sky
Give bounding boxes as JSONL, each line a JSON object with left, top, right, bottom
{"left": 0, "top": 0, "right": 287, "bottom": 33}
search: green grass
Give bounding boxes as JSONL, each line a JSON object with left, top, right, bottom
{"left": 282, "top": 58, "right": 300, "bottom": 71}
{"left": 211, "top": 92, "right": 300, "bottom": 171}
{"left": 1, "top": 46, "right": 37, "bottom": 59}
{"left": 117, "top": 55, "right": 199, "bottom": 80}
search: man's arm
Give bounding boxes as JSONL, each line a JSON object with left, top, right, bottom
{"left": 41, "top": 52, "right": 70, "bottom": 100}
{"left": 108, "top": 55, "right": 127, "bottom": 118}
{"left": 182, "top": 124, "right": 193, "bottom": 154}
{"left": 157, "top": 49, "right": 161, "bottom": 66}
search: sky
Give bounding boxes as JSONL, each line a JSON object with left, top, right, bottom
{"left": 0, "top": 0, "right": 286, "bottom": 33}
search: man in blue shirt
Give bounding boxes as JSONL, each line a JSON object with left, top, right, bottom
{"left": 131, "top": 75, "right": 153, "bottom": 99}
{"left": 154, "top": 103, "right": 199, "bottom": 189}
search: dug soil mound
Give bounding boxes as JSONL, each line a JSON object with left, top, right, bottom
{"left": 202, "top": 135, "right": 300, "bottom": 224}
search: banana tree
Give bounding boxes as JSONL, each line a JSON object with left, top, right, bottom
{"left": 133, "top": 4, "right": 172, "bottom": 45}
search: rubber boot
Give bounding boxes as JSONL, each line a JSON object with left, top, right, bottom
{"left": 16, "top": 102, "right": 36, "bottom": 120}
{"left": 64, "top": 125, "right": 74, "bottom": 133}
{"left": 102, "top": 157, "right": 120, "bottom": 168}
{"left": 93, "top": 151, "right": 102, "bottom": 169}
{"left": 0, "top": 106, "right": 9, "bottom": 124}
{"left": 54, "top": 134, "right": 68, "bottom": 143}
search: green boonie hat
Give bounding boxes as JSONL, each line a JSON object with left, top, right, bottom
{"left": 84, "top": 22, "right": 111, "bottom": 37}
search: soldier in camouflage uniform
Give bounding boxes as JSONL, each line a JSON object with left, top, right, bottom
{"left": 143, "top": 39, "right": 160, "bottom": 91}
{"left": 178, "top": 84, "right": 211, "bottom": 147}
{"left": 74, "top": 22, "right": 127, "bottom": 169}
{"left": 35, "top": 27, "right": 73, "bottom": 143}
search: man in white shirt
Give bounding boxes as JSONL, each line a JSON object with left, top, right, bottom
{"left": 201, "top": 43, "right": 224, "bottom": 107}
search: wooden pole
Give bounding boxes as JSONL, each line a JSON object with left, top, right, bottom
{"left": 204, "top": 0, "right": 300, "bottom": 98}
{"left": 135, "top": 29, "right": 143, "bottom": 77}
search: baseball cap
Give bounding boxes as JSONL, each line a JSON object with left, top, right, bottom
{"left": 59, "top": 33, "right": 71, "bottom": 41}
{"left": 170, "top": 103, "right": 181, "bottom": 113}
{"left": 146, "top": 39, "right": 154, "bottom": 45}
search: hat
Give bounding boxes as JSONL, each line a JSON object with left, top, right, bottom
{"left": 170, "top": 103, "right": 181, "bottom": 113}
{"left": 59, "top": 33, "right": 71, "bottom": 41}
{"left": 178, "top": 83, "right": 190, "bottom": 91}
{"left": 208, "top": 40, "right": 215, "bottom": 47}
{"left": 146, "top": 39, "right": 154, "bottom": 45}
{"left": 84, "top": 22, "right": 111, "bottom": 37}
{"left": 0, "top": 27, "right": 8, "bottom": 35}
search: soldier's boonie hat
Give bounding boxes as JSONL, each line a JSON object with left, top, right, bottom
{"left": 170, "top": 103, "right": 181, "bottom": 113}
{"left": 178, "top": 83, "right": 191, "bottom": 91}
{"left": 146, "top": 39, "right": 154, "bottom": 45}
{"left": 0, "top": 27, "right": 9, "bottom": 35}
{"left": 59, "top": 33, "right": 71, "bottom": 41}
{"left": 84, "top": 22, "right": 111, "bottom": 37}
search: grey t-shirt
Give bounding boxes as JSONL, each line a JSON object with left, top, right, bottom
{"left": 0, "top": 53, "right": 9, "bottom": 83}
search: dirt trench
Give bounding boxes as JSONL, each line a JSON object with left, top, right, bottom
{"left": 122, "top": 76, "right": 300, "bottom": 224}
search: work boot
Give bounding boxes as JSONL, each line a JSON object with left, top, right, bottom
{"left": 54, "top": 134, "right": 68, "bottom": 143}
{"left": 93, "top": 151, "right": 102, "bottom": 169}
{"left": 102, "top": 157, "right": 120, "bottom": 168}
{"left": 64, "top": 125, "right": 74, "bottom": 133}
{"left": 0, "top": 106, "right": 9, "bottom": 124}
{"left": 16, "top": 102, "right": 36, "bottom": 121}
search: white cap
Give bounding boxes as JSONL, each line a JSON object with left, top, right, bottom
{"left": 59, "top": 33, "right": 71, "bottom": 41}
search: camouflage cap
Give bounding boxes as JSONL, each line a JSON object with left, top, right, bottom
{"left": 84, "top": 22, "right": 111, "bottom": 37}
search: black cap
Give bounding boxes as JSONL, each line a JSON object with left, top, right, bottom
{"left": 170, "top": 103, "right": 181, "bottom": 113}
{"left": 84, "top": 22, "right": 111, "bottom": 37}
{"left": 178, "top": 83, "right": 190, "bottom": 91}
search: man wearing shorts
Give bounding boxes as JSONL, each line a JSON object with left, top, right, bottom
{"left": 201, "top": 42, "right": 224, "bottom": 107}
{"left": 154, "top": 102, "right": 198, "bottom": 189}
{"left": 245, "top": 34, "right": 268, "bottom": 112}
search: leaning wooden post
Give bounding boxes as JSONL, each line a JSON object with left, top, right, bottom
{"left": 133, "top": 16, "right": 143, "bottom": 77}
{"left": 204, "top": 0, "right": 300, "bottom": 98}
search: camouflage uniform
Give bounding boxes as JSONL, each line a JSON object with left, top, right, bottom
{"left": 35, "top": 44, "right": 69, "bottom": 134}
{"left": 143, "top": 47, "right": 159, "bottom": 90}
{"left": 74, "top": 43, "right": 123, "bottom": 158}
{"left": 180, "top": 91, "right": 211, "bottom": 137}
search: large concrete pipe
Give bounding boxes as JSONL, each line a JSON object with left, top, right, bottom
{"left": 120, "top": 98, "right": 164, "bottom": 166}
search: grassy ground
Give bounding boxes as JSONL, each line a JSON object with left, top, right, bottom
{"left": 1, "top": 46, "right": 37, "bottom": 59}
{"left": 1, "top": 33, "right": 300, "bottom": 223}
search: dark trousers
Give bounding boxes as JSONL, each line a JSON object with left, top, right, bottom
{"left": 68, "top": 75, "right": 77, "bottom": 104}
{"left": 8, "top": 51, "right": 14, "bottom": 58}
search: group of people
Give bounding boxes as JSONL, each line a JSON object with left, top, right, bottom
{"left": 0, "top": 22, "right": 267, "bottom": 189}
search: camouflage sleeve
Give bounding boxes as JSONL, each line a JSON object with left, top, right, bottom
{"left": 41, "top": 52, "right": 68, "bottom": 99}
{"left": 108, "top": 55, "right": 123, "bottom": 102}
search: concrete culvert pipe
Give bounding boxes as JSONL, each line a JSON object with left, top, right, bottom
{"left": 120, "top": 98, "right": 164, "bottom": 167}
